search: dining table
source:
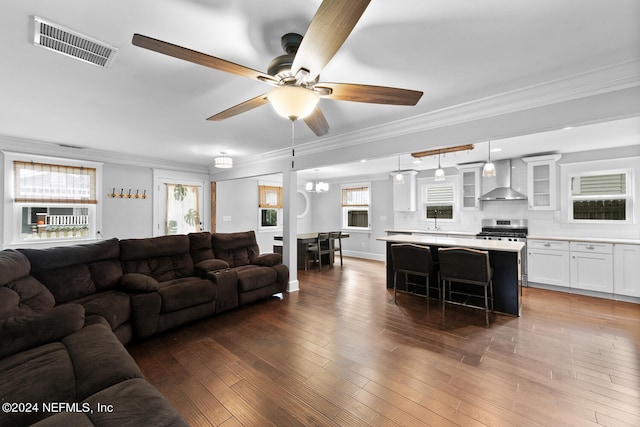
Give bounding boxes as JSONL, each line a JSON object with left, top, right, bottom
{"left": 274, "top": 232, "right": 349, "bottom": 269}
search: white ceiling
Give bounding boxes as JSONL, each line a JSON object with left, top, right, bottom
{"left": 1, "top": 0, "right": 639, "bottom": 176}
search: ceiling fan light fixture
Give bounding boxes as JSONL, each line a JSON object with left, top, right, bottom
{"left": 268, "top": 85, "right": 319, "bottom": 121}
{"left": 214, "top": 153, "right": 233, "bottom": 169}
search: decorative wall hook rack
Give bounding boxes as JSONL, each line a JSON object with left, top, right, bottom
{"left": 108, "top": 188, "right": 148, "bottom": 199}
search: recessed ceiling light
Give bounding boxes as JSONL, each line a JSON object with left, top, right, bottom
{"left": 490, "top": 147, "right": 502, "bottom": 152}
{"left": 563, "top": 126, "right": 573, "bottom": 130}
{"left": 360, "top": 159, "right": 367, "bottom": 163}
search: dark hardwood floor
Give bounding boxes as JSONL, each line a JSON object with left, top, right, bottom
{"left": 128, "top": 258, "right": 640, "bottom": 426}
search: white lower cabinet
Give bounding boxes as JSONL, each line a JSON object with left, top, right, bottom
{"left": 614, "top": 244, "right": 640, "bottom": 297}
{"left": 527, "top": 239, "right": 570, "bottom": 287}
{"left": 570, "top": 242, "right": 613, "bottom": 293}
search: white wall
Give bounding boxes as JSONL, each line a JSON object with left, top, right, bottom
{"left": 306, "top": 177, "right": 394, "bottom": 261}
{"left": 101, "top": 163, "right": 153, "bottom": 239}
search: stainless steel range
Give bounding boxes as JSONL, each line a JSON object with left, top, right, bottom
{"left": 476, "top": 219, "right": 528, "bottom": 285}
{"left": 476, "top": 219, "right": 528, "bottom": 242}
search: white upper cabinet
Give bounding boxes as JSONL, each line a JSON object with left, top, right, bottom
{"left": 457, "top": 163, "right": 482, "bottom": 210}
{"left": 393, "top": 171, "right": 417, "bottom": 212}
{"left": 523, "top": 154, "right": 562, "bottom": 210}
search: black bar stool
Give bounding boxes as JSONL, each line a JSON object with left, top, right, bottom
{"left": 390, "top": 244, "right": 439, "bottom": 308}
{"left": 438, "top": 247, "right": 494, "bottom": 326}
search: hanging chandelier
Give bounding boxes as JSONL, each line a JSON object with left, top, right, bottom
{"left": 306, "top": 170, "right": 329, "bottom": 193}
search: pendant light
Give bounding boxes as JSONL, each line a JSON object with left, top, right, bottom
{"left": 434, "top": 152, "right": 445, "bottom": 181}
{"left": 394, "top": 155, "right": 404, "bottom": 184}
{"left": 306, "top": 170, "right": 329, "bottom": 193}
{"left": 482, "top": 141, "right": 496, "bottom": 177}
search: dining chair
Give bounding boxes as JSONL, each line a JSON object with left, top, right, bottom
{"left": 390, "top": 243, "right": 439, "bottom": 308}
{"left": 438, "top": 247, "right": 494, "bottom": 326}
{"left": 329, "top": 231, "right": 343, "bottom": 266}
{"left": 307, "top": 233, "right": 332, "bottom": 271}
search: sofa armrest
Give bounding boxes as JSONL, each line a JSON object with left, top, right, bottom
{"left": 252, "top": 253, "right": 282, "bottom": 267}
{"left": 195, "top": 259, "right": 230, "bottom": 272}
{"left": 0, "top": 303, "right": 85, "bottom": 359}
{"left": 120, "top": 273, "right": 159, "bottom": 292}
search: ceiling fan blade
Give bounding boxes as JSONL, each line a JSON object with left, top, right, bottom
{"left": 132, "top": 34, "right": 278, "bottom": 84}
{"left": 207, "top": 94, "right": 269, "bottom": 121}
{"left": 304, "top": 107, "right": 330, "bottom": 136}
{"left": 291, "top": 0, "right": 370, "bottom": 82}
{"left": 317, "top": 82, "right": 423, "bottom": 105}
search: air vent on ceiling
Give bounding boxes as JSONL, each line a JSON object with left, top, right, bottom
{"left": 33, "top": 16, "right": 117, "bottom": 68}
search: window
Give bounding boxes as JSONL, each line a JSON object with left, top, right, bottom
{"left": 570, "top": 171, "right": 632, "bottom": 221}
{"left": 166, "top": 184, "right": 201, "bottom": 234}
{"left": 4, "top": 155, "right": 101, "bottom": 244}
{"left": 342, "top": 184, "right": 370, "bottom": 230}
{"left": 258, "top": 184, "right": 283, "bottom": 230}
{"left": 422, "top": 182, "right": 455, "bottom": 221}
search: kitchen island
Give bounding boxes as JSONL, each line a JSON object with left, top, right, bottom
{"left": 378, "top": 234, "right": 525, "bottom": 316}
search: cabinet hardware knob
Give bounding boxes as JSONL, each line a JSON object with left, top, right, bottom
{"left": 586, "top": 245, "right": 595, "bottom": 250}
{"left": 543, "top": 242, "right": 551, "bottom": 247}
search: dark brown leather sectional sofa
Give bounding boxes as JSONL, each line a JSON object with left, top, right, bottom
{"left": 0, "top": 231, "right": 288, "bottom": 426}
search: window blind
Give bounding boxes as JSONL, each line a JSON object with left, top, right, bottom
{"left": 572, "top": 173, "right": 626, "bottom": 196}
{"left": 424, "top": 184, "right": 454, "bottom": 204}
{"left": 13, "top": 161, "right": 97, "bottom": 204}
{"left": 341, "top": 186, "right": 369, "bottom": 206}
{"left": 259, "top": 185, "right": 283, "bottom": 208}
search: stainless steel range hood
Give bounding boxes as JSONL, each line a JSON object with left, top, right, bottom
{"left": 479, "top": 159, "right": 527, "bottom": 201}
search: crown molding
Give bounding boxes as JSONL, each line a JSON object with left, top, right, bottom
{"left": 0, "top": 134, "right": 211, "bottom": 174}
{"left": 232, "top": 59, "right": 640, "bottom": 169}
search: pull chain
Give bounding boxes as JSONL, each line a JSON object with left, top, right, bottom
{"left": 291, "top": 119, "right": 295, "bottom": 169}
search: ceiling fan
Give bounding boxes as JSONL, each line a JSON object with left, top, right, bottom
{"left": 132, "top": 0, "right": 423, "bottom": 137}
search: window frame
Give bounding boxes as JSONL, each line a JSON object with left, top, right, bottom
{"left": 341, "top": 183, "right": 371, "bottom": 231}
{"left": 419, "top": 177, "right": 457, "bottom": 223}
{"left": 3, "top": 151, "right": 103, "bottom": 247}
{"left": 568, "top": 168, "right": 633, "bottom": 223}
{"left": 257, "top": 183, "right": 283, "bottom": 232}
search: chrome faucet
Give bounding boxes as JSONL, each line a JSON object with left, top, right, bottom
{"left": 433, "top": 209, "right": 440, "bottom": 231}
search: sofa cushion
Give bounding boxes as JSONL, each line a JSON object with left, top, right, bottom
{"left": 88, "top": 259, "right": 123, "bottom": 292}
{"left": 253, "top": 253, "right": 282, "bottom": 267}
{"left": 0, "top": 303, "right": 85, "bottom": 359}
{"left": 188, "top": 231, "right": 214, "bottom": 264}
{"left": 211, "top": 231, "right": 260, "bottom": 267}
{"left": 120, "top": 235, "right": 195, "bottom": 279}
{"left": 158, "top": 278, "right": 217, "bottom": 313}
{"left": 61, "top": 323, "right": 143, "bottom": 400}
{"left": 19, "top": 239, "right": 123, "bottom": 304}
{"left": 121, "top": 273, "right": 160, "bottom": 292}
{"left": 20, "top": 238, "right": 120, "bottom": 272}
{"left": 37, "top": 263, "right": 96, "bottom": 303}
{"left": 235, "top": 266, "right": 278, "bottom": 292}
{"left": 0, "top": 249, "right": 31, "bottom": 286}
{"left": 0, "top": 276, "right": 55, "bottom": 318}
{"left": 75, "top": 291, "right": 131, "bottom": 331}
{"left": 0, "top": 342, "right": 77, "bottom": 426}
{"left": 195, "top": 258, "right": 229, "bottom": 272}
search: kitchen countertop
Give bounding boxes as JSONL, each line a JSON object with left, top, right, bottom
{"left": 527, "top": 235, "right": 640, "bottom": 245}
{"left": 378, "top": 234, "right": 525, "bottom": 253}
{"left": 384, "top": 229, "right": 477, "bottom": 237}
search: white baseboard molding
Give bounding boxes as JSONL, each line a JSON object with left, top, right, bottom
{"left": 287, "top": 279, "right": 300, "bottom": 292}
{"left": 527, "top": 282, "right": 639, "bottom": 304}
{"left": 342, "top": 250, "right": 386, "bottom": 262}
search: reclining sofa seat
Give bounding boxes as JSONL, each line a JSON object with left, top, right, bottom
{"left": 119, "top": 234, "right": 217, "bottom": 338}
{"left": 18, "top": 239, "right": 133, "bottom": 344}
{"left": 190, "top": 231, "right": 288, "bottom": 307}
{"left": 0, "top": 250, "right": 188, "bottom": 427}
